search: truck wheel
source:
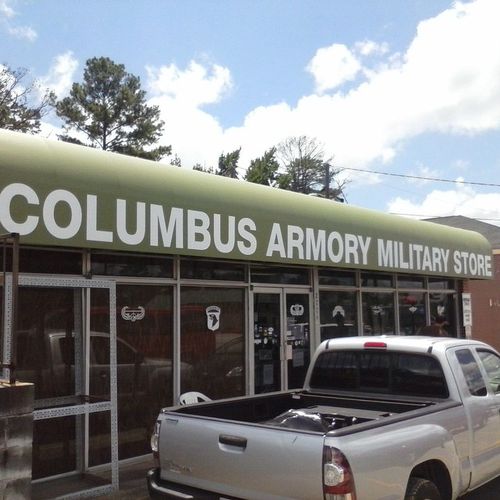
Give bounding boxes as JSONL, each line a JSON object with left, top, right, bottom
{"left": 405, "top": 477, "right": 441, "bottom": 500}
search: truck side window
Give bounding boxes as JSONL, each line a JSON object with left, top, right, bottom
{"left": 456, "top": 349, "right": 487, "bottom": 397}
{"left": 477, "top": 350, "right": 500, "bottom": 394}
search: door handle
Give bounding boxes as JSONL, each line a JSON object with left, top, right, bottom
{"left": 219, "top": 434, "right": 247, "bottom": 449}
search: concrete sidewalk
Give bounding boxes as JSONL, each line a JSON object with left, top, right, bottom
{"left": 31, "top": 456, "right": 153, "bottom": 500}
{"left": 95, "top": 456, "right": 153, "bottom": 499}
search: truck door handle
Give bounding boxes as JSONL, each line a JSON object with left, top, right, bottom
{"left": 219, "top": 434, "right": 247, "bottom": 449}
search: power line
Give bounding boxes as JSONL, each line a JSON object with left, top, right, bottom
{"left": 342, "top": 167, "right": 500, "bottom": 188}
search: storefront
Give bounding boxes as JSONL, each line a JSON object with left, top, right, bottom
{"left": 0, "top": 130, "right": 493, "bottom": 485}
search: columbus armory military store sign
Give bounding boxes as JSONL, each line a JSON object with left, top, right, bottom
{"left": 0, "top": 130, "right": 492, "bottom": 280}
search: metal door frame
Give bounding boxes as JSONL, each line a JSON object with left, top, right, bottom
{"left": 250, "top": 286, "right": 312, "bottom": 393}
{"left": 2, "top": 274, "right": 118, "bottom": 498}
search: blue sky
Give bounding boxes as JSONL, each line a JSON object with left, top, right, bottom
{"left": 2, "top": 0, "right": 500, "bottom": 223}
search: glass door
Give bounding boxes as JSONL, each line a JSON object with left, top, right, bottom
{"left": 253, "top": 290, "right": 282, "bottom": 393}
{"left": 252, "top": 288, "right": 311, "bottom": 393}
{"left": 285, "top": 292, "right": 311, "bottom": 390}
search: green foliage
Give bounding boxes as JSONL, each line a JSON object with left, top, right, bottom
{"left": 217, "top": 148, "right": 241, "bottom": 179}
{"left": 192, "top": 148, "right": 241, "bottom": 177}
{"left": 276, "top": 135, "right": 347, "bottom": 201}
{"left": 217, "top": 148, "right": 241, "bottom": 178}
{"left": 276, "top": 136, "right": 324, "bottom": 194}
{"left": 245, "top": 147, "right": 280, "bottom": 186}
{"left": 193, "top": 163, "right": 216, "bottom": 174}
{"left": 170, "top": 154, "right": 182, "bottom": 167}
{"left": 0, "top": 65, "right": 54, "bottom": 133}
{"left": 56, "top": 57, "right": 170, "bottom": 161}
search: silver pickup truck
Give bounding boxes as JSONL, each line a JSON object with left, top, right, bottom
{"left": 147, "top": 336, "right": 500, "bottom": 500}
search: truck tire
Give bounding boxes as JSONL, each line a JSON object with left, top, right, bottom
{"left": 405, "top": 477, "right": 441, "bottom": 500}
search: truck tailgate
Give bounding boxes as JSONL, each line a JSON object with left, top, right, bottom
{"left": 158, "top": 413, "right": 325, "bottom": 500}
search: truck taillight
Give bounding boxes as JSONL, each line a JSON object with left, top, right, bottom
{"left": 151, "top": 420, "right": 161, "bottom": 467}
{"left": 364, "top": 341, "right": 387, "bottom": 349}
{"left": 323, "top": 446, "right": 356, "bottom": 500}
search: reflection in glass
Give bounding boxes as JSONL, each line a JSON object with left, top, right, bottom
{"left": 399, "top": 292, "right": 426, "bottom": 335}
{"left": 320, "top": 291, "right": 358, "bottom": 340}
{"left": 429, "top": 292, "right": 456, "bottom": 337}
{"left": 361, "top": 272, "right": 393, "bottom": 288}
{"left": 91, "top": 252, "right": 173, "bottom": 278}
{"left": 253, "top": 293, "right": 281, "bottom": 393}
{"left": 362, "top": 292, "right": 395, "bottom": 335}
{"left": 91, "top": 285, "right": 174, "bottom": 461}
{"left": 180, "top": 287, "right": 245, "bottom": 400}
{"left": 180, "top": 259, "right": 245, "bottom": 281}
{"left": 1, "top": 248, "right": 83, "bottom": 274}
{"left": 318, "top": 269, "right": 356, "bottom": 286}
{"left": 16, "top": 287, "right": 83, "bottom": 480}
{"left": 32, "top": 416, "right": 76, "bottom": 480}
{"left": 16, "top": 288, "right": 79, "bottom": 400}
{"left": 397, "top": 275, "right": 424, "bottom": 289}
{"left": 429, "top": 278, "right": 455, "bottom": 290}
{"left": 286, "top": 294, "right": 310, "bottom": 389}
{"left": 251, "top": 266, "right": 310, "bottom": 285}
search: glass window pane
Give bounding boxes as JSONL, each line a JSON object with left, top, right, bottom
{"left": 392, "top": 354, "right": 448, "bottom": 397}
{"left": 361, "top": 272, "right": 393, "bottom": 288}
{"left": 181, "top": 259, "right": 245, "bottom": 281}
{"left": 359, "top": 352, "right": 389, "bottom": 390}
{"left": 2, "top": 248, "right": 83, "bottom": 274}
{"left": 362, "top": 292, "right": 395, "bottom": 335}
{"left": 91, "top": 252, "right": 173, "bottom": 278}
{"left": 477, "top": 350, "right": 500, "bottom": 394}
{"left": 16, "top": 287, "right": 80, "bottom": 400}
{"left": 251, "top": 265, "right": 310, "bottom": 285}
{"left": 429, "top": 278, "right": 456, "bottom": 290}
{"left": 286, "top": 293, "right": 311, "bottom": 390}
{"left": 397, "top": 275, "right": 424, "bottom": 289}
{"left": 181, "top": 287, "right": 245, "bottom": 400}
{"left": 309, "top": 351, "right": 448, "bottom": 398}
{"left": 319, "top": 291, "right": 358, "bottom": 340}
{"left": 254, "top": 293, "right": 281, "bottom": 394}
{"left": 91, "top": 285, "right": 174, "bottom": 461}
{"left": 429, "top": 293, "right": 456, "bottom": 337}
{"left": 32, "top": 416, "right": 76, "bottom": 480}
{"left": 456, "top": 348, "right": 487, "bottom": 397}
{"left": 399, "top": 292, "right": 426, "bottom": 336}
{"left": 319, "top": 269, "right": 356, "bottom": 286}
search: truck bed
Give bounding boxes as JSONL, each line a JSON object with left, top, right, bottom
{"left": 169, "top": 390, "right": 438, "bottom": 434}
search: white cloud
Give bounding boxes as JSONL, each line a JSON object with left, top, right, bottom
{"left": 7, "top": 23, "right": 36, "bottom": 41}
{"left": 151, "top": 94, "right": 226, "bottom": 168}
{"left": 146, "top": 60, "right": 233, "bottom": 167}
{"left": 148, "top": 0, "right": 500, "bottom": 180}
{"left": 147, "top": 60, "right": 232, "bottom": 106}
{"left": 307, "top": 44, "right": 362, "bottom": 93}
{"left": 407, "top": 164, "right": 441, "bottom": 186}
{"left": 354, "top": 40, "right": 389, "bottom": 57}
{"left": 387, "top": 182, "right": 500, "bottom": 225}
{"left": 33, "top": 0, "right": 500, "bottom": 198}
{"left": 40, "top": 51, "right": 79, "bottom": 98}
{"left": 0, "top": 0, "right": 37, "bottom": 41}
{"left": 0, "top": 0, "right": 14, "bottom": 18}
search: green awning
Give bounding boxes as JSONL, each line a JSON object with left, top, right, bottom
{"left": 0, "top": 130, "right": 492, "bottom": 279}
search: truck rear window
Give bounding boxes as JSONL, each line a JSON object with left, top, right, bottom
{"left": 309, "top": 350, "right": 449, "bottom": 398}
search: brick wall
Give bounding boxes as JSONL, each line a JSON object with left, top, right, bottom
{"left": 465, "top": 253, "right": 500, "bottom": 351}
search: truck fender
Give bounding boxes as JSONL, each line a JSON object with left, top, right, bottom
{"left": 401, "top": 423, "right": 463, "bottom": 499}
{"left": 333, "top": 423, "right": 463, "bottom": 500}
